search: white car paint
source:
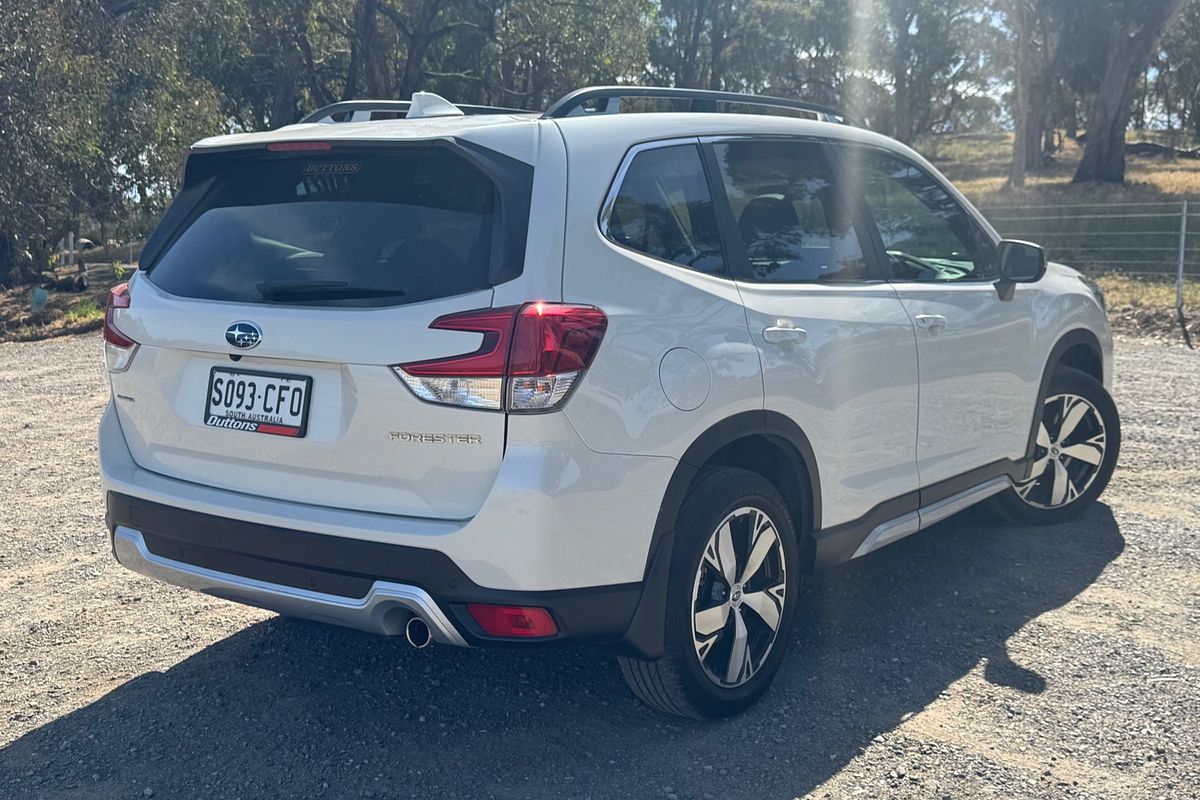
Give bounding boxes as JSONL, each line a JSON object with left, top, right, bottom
{"left": 100, "top": 97, "right": 1113, "bottom": 632}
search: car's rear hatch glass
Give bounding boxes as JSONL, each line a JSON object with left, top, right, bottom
{"left": 145, "top": 146, "right": 502, "bottom": 307}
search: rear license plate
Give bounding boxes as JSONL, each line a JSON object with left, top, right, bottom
{"left": 204, "top": 367, "right": 312, "bottom": 438}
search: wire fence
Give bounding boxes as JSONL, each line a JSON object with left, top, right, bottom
{"left": 976, "top": 200, "right": 1200, "bottom": 279}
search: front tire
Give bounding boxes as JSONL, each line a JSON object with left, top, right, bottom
{"left": 619, "top": 467, "right": 800, "bottom": 719}
{"left": 992, "top": 367, "right": 1120, "bottom": 526}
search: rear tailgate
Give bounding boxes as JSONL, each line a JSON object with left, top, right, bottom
{"left": 108, "top": 135, "right": 539, "bottom": 519}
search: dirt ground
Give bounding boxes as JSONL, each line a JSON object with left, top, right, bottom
{"left": 0, "top": 332, "right": 1197, "bottom": 799}
{"left": 0, "top": 262, "right": 126, "bottom": 343}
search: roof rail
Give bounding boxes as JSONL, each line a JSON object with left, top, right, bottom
{"left": 300, "top": 99, "right": 532, "bottom": 124}
{"left": 542, "top": 86, "right": 854, "bottom": 125}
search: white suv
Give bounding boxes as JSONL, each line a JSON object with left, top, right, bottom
{"left": 100, "top": 87, "right": 1120, "bottom": 718}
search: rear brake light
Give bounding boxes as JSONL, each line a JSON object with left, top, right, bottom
{"left": 391, "top": 303, "right": 607, "bottom": 412}
{"left": 467, "top": 604, "right": 558, "bottom": 638}
{"left": 266, "top": 141, "right": 333, "bottom": 152}
{"left": 103, "top": 282, "right": 138, "bottom": 372}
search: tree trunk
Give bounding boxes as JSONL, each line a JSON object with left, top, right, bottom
{"left": 1007, "top": 0, "right": 1032, "bottom": 187}
{"left": 890, "top": 5, "right": 915, "bottom": 143}
{"left": 708, "top": 0, "right": 732, "bottom": 91}
{"left": 1074, "top": 0, "right": 1186, "bottom": 183}
{"left": 347, "top": 0, "right": 391, "bottom": 99}
{"left": 1023, "top": 92, "right": 1044, "bottom": 170}
{"left": 1193, "top": 86, "right": 1200, "bottom": 141}
{"left": 397, "top": 0, "right": 443, "bottom": 97}
{"left": 299, "top": 34, "right": 334, "bottom": 107}
{"left": 270, "top": 51, "right": 300, "bottom": 127}
{"left": 678, "top": 0, "right": 709, "bottom": 88}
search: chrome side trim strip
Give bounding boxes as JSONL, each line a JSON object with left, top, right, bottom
{"left": 852, "top": 476, "right": 1013, "bottom": 559}
{"left": 917, "top": 476, "right": 1012, "bottom": 529}
{"left": 113, "top": 527, "right": 468, "bottom": 646}
{"left": 850, "top": 512, "right": 919, "bottom": 559}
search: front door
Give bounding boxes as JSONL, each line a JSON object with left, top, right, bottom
{"left": 842, "top": 144, "right": 1036, "bottom": 490}
{"left": 706, "top": 137, "right": 921, "bottom": 529}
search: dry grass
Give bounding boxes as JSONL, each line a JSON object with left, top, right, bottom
{"left": 1096, "top": 274, "right": 1200, "bottom": 308}
{"left": 918, "top": 132, "right": 1200, "bottom": 206}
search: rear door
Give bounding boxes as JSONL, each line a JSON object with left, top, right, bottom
{"left": 110, "top": 139, "right": 539, "bottom": 519}
{"left": 840, "top": 144, "right": 1035, "bottom": 489}
{"left": 706, "top": 137, "right": 921, "bottom": 528}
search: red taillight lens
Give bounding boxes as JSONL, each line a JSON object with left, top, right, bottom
{"left": 391, "top": 303, "right": 606, "bottom": 412}
{"left": 467, "top": 604, "right": 558, "bottom": 638}
{"left": 509, "top": 302, "right": 608, "bottom": 376}
{"left": 103, "top": 283, "right": 138, "bottom": 372}
{"left": 400, "top": 306, "right": 520, "bottom": 378}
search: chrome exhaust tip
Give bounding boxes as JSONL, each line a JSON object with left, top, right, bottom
{"left": 404, "top": 615, "right": 433, "bottom": 649}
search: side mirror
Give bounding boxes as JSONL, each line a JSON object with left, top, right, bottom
{"left": 997, "top": 239, "right": 1046, "bottom": 283}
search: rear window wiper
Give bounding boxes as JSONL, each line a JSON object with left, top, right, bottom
{"left": 257, "top": 280, "right": 407, "bottom": 301}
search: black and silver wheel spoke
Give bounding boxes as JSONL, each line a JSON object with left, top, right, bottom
{"left": 1015, "top": 392, "right": 1107, "bottom": 510}
{"left": 691, "top": 506, "right": 787, "bottom": 689}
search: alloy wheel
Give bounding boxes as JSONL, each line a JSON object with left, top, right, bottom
{"left": 1015, "top": 392, "right": 1108, "bottom": 509}
{"left": 690, "top": 506, "right": 787, "bottom": 688}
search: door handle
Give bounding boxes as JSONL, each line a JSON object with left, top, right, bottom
{"left": 763, "top": 322, "right": 808, "bottom": 344}
{"left": 914, "top": 314, "right": 947, "bottom": 333}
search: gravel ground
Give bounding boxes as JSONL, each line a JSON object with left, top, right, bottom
{"left": 1, "top": 333, "right": 1197, "bottom": 799}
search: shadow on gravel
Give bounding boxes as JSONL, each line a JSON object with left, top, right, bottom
{"left": 3, "top": 504, "right": 1122, "bottom": 799}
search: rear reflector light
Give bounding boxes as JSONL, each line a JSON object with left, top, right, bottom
{"left": 392, "top": 303, "right": 607, "bottom": 412}
{"left": 103, "top": 282, "right": 138, "bottom": 372}
{"left": 467, "top": 604, "right": 558, "bottom": 638}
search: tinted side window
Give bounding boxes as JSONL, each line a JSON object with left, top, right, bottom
{"left": 844, "top": 146, "right": 995, "bottom": 282}
{"left": 711, "top": 139, "right": 869, "bottom": 283}
{"left": 604, "top": 144, "right": 725, "bottom": 274}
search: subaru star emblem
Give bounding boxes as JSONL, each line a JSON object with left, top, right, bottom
{"left": 225, "top": 321, "right": 262, "bottom": 349}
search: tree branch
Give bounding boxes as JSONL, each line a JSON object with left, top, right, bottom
{"left": 377, "top": 2, "right": 412, "bottom": 39}
{"left": 430, "top": 20, "right": 482, "bottom": 41}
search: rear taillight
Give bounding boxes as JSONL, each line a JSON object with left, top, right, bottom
{"left": 392, "top": 303, "right": 607, "bottom": 412}
{"left": 103, "top": 282, "right": 138, "bottom": 372}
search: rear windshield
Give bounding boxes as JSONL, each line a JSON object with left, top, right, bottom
{"left": 147, "top": 148, "right": 500, "bottom": 307}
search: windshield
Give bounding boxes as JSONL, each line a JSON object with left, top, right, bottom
{"left": 147, "top": 148, "right": 499, "bottom": 307}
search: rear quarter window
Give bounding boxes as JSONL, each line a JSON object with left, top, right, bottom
{"left": 602, "top": 143, "right": 726, "bottom": 275}
{"left": 146, "top": 147, "right": 506, "bottom": 307}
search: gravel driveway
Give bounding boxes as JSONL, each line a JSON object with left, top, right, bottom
{"left": 1, "top": 333, "right": 1197, "bottom": 799}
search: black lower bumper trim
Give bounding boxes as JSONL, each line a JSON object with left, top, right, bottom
{"left": 106, "top": 492, "right": 643, "bottom": 647}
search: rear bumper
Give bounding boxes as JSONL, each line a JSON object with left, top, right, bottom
{"left": 112, "top": 525, "right": 468, "bottom": 645}
{"left": 106, "top": 491, "right": 646, "bottom": 648}
{"left": 98, "top": 400, "right": 675, "bottom": 593}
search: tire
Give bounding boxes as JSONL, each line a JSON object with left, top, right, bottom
{"left": 991, "top": 367, "right": 1120, "bottom": 526}
{"left": 618, "top": 467, "right": 801, "bottom": 719}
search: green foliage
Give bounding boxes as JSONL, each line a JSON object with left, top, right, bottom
{"left": 62, "top": 297, "right": 102, "bottom": 324}
{"left": 1, "top": 0, "right": 1198, "bottom": 287}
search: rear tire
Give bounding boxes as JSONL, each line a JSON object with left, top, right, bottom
{"left": 618, "top": 467, "right": 801, "bottom": 719}
{"left": 991, "top": 367, "right": 1120, "bottom": 526}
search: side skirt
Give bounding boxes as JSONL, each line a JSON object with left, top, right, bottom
{"left": 812, "top": 459, "right": 1024, "bottom": 569}
{"left": 849, "top": 476, "right": 1011, "bottom": 559}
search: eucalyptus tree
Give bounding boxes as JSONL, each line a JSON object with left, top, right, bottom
{"left": 1072, "top": 0, "right": 1189, "bottom": 182}
{"left": 859, "top": 0, "right": 995, "bottom": 144}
